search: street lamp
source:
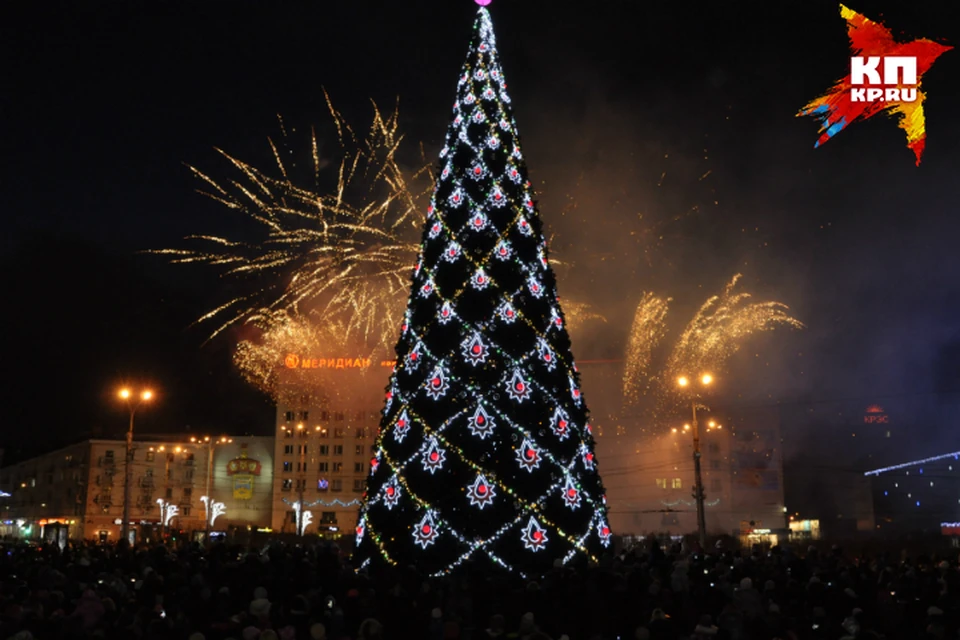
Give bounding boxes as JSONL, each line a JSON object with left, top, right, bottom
{"left": 676, "top": 373, "right": 713, "bottom": 550}
{"left": 118, "top": 387, "right": 153, "bottom": 544}
{"left": 191, "top": 435, "right": 233, "bottom": 538}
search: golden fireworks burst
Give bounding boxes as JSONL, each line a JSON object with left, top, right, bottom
{"left": 151, "top": 92, "right": 433, "bottom": 347}
{"left": 622, "top": 274, "right": 804, "bottom": 421}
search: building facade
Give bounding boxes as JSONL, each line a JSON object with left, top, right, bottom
{"left": 270, "top": 351, "right": 393, "bottom": 537}
{"left": 0, "top": 436, "right": 273, "bottom": 543}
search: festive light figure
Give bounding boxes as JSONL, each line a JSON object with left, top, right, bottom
{"left": 283, "top": 498, "right": 318, "bottom": 536}
{"left": 156, "top": 499, "right": 179, "bottom": 528}
{"left": 200, "top": 496, "right": 227, "bottom": 528}
{"left": 355, "top": 2, "right": 607, "bottom": 576}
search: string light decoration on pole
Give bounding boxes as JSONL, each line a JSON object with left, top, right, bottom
{"left": 199, "top": 496, "right": 226, "bottom": 528}
{"left": 677, "top": 373, "right": 713, "bottom": 550}
{"left": 354, "top": 0, "right": 609, "bottom": 577}
{"left": 156, "top": 498, "right": 178, "bottom": 530}
{"left": 283, "top": 498, "right": 317, "bottom": 536}
{"left": 117, "top": 387, "right": 153, "bottom": 544}
{"left": 190, "top": 435, "right": 232, "bottom": 537}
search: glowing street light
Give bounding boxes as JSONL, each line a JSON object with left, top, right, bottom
{"left": 117, "top": 386, "right": 155, "bottom": 544}
{"left": 675, "top": 373, "right": 716, "bottom": 550}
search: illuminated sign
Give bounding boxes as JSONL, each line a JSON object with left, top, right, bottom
{"left": 942, "top": 522, "right": 960, "bottom": 536}
{"left": 284, "top": 354, "right": 396, "bottom": 370}
{"left": 226, "top": 444, "right": 262, "bottom": 500}
{"left": 864, "top": 405, "right": 890, "bottom": 424}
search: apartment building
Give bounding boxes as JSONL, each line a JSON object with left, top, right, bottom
{"left": 0, "top": 436, "right": 273, "bottom": 543}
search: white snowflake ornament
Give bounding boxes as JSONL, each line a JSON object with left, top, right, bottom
{"left": 468, "top": 404, "right": 495, "bottom": 440}
{"left": 521, "top": 517, "right": 548, "bottom": 552}
{"left": 488, "top": 186, "right": 506, "bottom": 208}
{"left": 413, "top": 511, "right": 440, "bottom": 549}
{"left": 422, "top": 437, "right": 446, "bottom": 474}
{"left": 517, "top": 216, "right": 532, "bottom": 236}
{"left": 598, "top": 519, "right": 612, "bottom": 547}
{"left": 438, "top": 301, "right": 456, "bottom": 325}
{"left": 562, "top": 478, "right": 581, "bottom": 510}
{"left": 497, "top": 301, "right": 517, "bottom": 324}
{"left": 466, "top": 474, "right": 496, "bottom": 509}
{"left": 425, "top": 367, "right": 450, "bottom": 400}
{"left": 420, "top": 278, "right": 436, "bottom": 299}
{"left": 582, "top": 445, "right": 596, "bottom": 471}
{"left": 469, "top": 163, "right": 487, "bottom": 181}
{"left": 516, "top": 438, "right": 541, "bottom": 472}
{"left": 469, "top": 210, "right": 488, "bottom": 232}
{"left": 506, "top": 369, "right": 531, "bottom": 402}
{"left": 537, "top": 338, "right": 557, "bottom": 371}
{"left": 471, "top": 268, "right": 490, "bottom": 290}
{"left": 462, "top": 333, "right": 487, "bottom": 366}
{"left": 393, "top": 410, "right": 411, "bottom": 443}
{"left": 551, "top": 408, "right": 571, "bottom": 441}
{"left": 383, "top": 479, "right": 401, "bottom": 510}
{"left": 443, "top": 242, "right": 461, "bottom": 263}
{"left": 407, "top": 342, "right": 424, "bottom": 370}
{"left": 527, "top": 276, "right": 543, "bottom": 298}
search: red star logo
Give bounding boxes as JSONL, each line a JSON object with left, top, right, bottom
{"left": 798, "top": 4, "right": 951, "bottom": 165}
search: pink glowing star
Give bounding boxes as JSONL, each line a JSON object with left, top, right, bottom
{"left": 475, "top": 0, "right": 491, "bottom": 5}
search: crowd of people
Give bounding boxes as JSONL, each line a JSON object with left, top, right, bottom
{"left": 0, "top": 535, "right": 957, "bottom": 640}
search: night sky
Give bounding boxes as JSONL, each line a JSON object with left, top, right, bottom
{"left": 3, "top": 0, "right": 960, "bottom": 463}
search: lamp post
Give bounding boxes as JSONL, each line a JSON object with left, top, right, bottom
{"left": 190, "top": 435, "right": 232, "bottom": 538}
{"left": 282, "top": 424, "right": 310, "bottom": 535}
{"left": 118, "top": 387, "right": 153, "bottom": 544}
{"left": 677, "top": 373, "right": 713, "bottom": 550}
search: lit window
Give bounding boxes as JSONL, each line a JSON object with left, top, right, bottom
{"left": 656, "top": 478, "right": 667, "bottom": 489}
{"left": 333, "top": 462, "right": 343, "bottom": 473}
{"left": 671, "top": 478, "right": 682, "bottom": 489}
{"left": 281, "top": 479, "right": 292, "bottom": 491}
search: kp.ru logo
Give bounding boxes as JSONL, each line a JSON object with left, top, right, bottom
{"left": 798, "top": 5, "right": 951, "bottom": 165}
{"left": 849, "top": 56, "right": 917, "bottom": 102}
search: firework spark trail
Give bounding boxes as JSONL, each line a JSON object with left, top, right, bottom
{"left": 151, "top": 92, "right": 433, "bottom": 347}
{"left": 622, "top": 293, "right": 670, "bottom": 406}
{"left": 665, "top": 274, "right": 804, "bottom": 381}
{"left": 233, "top": 312, "right": 352, "bottom": 402}
{"left": 621, "top": 275, "right": 803, "bottom": 423}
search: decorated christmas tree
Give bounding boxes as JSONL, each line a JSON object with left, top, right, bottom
{"left": 354, "top": 1, "right": 609, "bottom": 577}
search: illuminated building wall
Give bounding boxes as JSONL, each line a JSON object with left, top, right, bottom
{"left": 270, "top": 348, "right": 393, "bottom": 536}
{"left": 208, "top": 438, "right": 274, "bottom": 529}
{"left": 0, "top": 437, "right": 273, "bottom": 543}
